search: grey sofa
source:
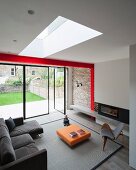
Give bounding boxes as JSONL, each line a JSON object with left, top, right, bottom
{"left": 0, "top": 118, "right": 47, "bottom": 170}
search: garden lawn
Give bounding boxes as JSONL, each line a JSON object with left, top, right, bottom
{"left": 0, "top": 92, "right": 45, "bottom": 106}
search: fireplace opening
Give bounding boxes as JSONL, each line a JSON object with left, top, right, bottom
{"left": 100, "top": 105, "right": 118, "bottom": 118}
{"left": 96, "top": 102, "right": 129, "bottom": 124}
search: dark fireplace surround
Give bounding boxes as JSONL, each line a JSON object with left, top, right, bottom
{"left": 95, "top": 102, "right": 129, "bottom": 124}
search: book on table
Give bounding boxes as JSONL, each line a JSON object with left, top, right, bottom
{"left": 69, "top": 131, "right": 78, "bottom": 138}
{"left": 77, "top": 129, "right": 86, "bottom": 135}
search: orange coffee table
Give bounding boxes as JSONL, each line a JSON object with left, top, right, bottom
{"left": 56, "top": 124, "right": 91, "bottom": 146}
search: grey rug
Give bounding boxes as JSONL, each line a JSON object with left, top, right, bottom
{"left": 35, "top": 119, "right": 122, "bottom": 170}
{"left": 25, "top": 111, "right": 64, "bottom": 125}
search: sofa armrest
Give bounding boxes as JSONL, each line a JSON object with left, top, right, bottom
{"left": 13, "top": 117, "right": 24, "bottom": 126}
{"left": 0, "top": 149, "right": 47, "bottom": 170}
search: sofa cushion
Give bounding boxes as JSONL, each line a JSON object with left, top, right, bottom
{"left": 15, "top": 143, "right": 39, "bottom": 159}
{"left": 0, "top": 126, "right": 10, "bottom": 140}
{"left": 0, "top": 118, "right": 11, "bottom": 141}
{"left": 13, "top": 117, "right": 24, "bottom": 126}
{"left": 0, "top": 118, "right": 9, "bottom": 132}
{"left": 11, "top": 134, "right": 34, "bottom": 150}
{"left": 5, "top": 117, "right": 16, "bottom": 132}
{"left": 0, "top": 137, "right": 16, "bottom": 165}
{"left": 10, "top": 120, "right": 43, "bottom": 137}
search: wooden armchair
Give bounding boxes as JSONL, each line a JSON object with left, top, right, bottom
{"left": 101, "top": 122, "right": 124, "bottom": 151}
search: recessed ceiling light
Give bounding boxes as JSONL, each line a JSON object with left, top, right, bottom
{"left": 28, "top": 10, "right": 35, "bottom": 15}
{"left": 13, "top": 40, "right": 17, "bottom": 42}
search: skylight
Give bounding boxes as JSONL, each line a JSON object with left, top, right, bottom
{"left": 20, "top": 16, "right": 103, "bottom": 58}
{"left": 37, "top": 16, "right": 68, "bottom": 40}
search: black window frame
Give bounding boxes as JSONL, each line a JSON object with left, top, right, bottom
{"left": 0, "top": 63, "right": 66, "bottom": 119}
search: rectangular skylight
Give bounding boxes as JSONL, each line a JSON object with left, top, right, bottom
{"left": 37, "top": 16, "right": 68, "bottom": 40}
{"left": 20, "top": 16, "right": 103, "bottom": 58}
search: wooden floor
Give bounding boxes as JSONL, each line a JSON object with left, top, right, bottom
{"left": 32, "top": 111, "right": 134, "bottom": 170}
{"left": 97, "top": 136, "right": 134, "bottom": 170}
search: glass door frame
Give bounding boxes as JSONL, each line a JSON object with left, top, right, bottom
{"left": 54, "top": 67, "right": 66, "bottom": 115}
{"left": 0, "top": 63, "right": 24, "bottom": 119}
{"left": 24, "top": 65, "right": 49, "bottom": 119}
{"left": 0, "top": 63, "right": 66, "bottom": 119}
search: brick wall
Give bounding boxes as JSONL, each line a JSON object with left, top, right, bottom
{"left": 0, "top": 84, "right": 28, "bottom": 93}
{"left": 72, "top": 68, "right": 90, "bottom": 108}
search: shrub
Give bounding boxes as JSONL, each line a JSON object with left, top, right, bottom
{"left": 13, "top": 80, "right": 22, "bottom": 86}
{"left": 55, "top": 76, "right": 64, "bottom": 87}
{"left": 5, "top": 79, "right": 22, "bottom": 86}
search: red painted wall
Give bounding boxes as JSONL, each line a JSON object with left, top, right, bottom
{"left": 0, "top": 53, "right": 94, "bottom": 110}
{"left": 90, "top": 65, "right": 94, "bottom": 111}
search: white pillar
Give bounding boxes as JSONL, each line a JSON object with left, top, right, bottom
{"left": 67, "top": 67, "right": 73, "bottom": 109}
{"left": 129, "top": 44, "right": 136, "bottom": 169}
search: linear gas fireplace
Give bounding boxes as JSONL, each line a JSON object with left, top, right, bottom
{"left": 95, "top": 102, "right": 129, "bottom": 124}
{"left": 101, "top": 105, "right": 118, "bottom": 118}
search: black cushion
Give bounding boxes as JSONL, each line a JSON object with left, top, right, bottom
{"left": 0, "top": 137, "right": 16, "bottom": 165}
{"left": 5, "top": 117, "right": 16, "bottom": 132}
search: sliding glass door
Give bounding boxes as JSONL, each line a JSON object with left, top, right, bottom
{"left": 0, "top": 64, "right": 66, "bottom": 119}
{"left": 54, "top": 67, "right": 65, "bottom": 113}
{"left": 25, "top": 66, "right": 48, "bottom": 118}
{"left": 49, "top": 67, "right": 55, "bottom": 113}
{"left": 0, "top": 64, "right": 23, "bottom": 119}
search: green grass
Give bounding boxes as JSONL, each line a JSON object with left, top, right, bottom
{"left": 0, "top": 92, "right": 45, "bottom": 106}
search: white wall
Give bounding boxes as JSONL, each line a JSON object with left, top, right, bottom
{"left": 129, "top": 44, "right": 136, "bottom": 169}
{"left": 95, "top": 58, "right": 129, "bottom": 109}
{"left": 67, "top": 68, "right": 73, "bottom": 109}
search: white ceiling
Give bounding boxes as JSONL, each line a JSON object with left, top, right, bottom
{"left": 0, "top": 0, "right": 136, "bottom": 63}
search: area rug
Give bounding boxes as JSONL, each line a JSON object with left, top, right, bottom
{"left": 25, "top": 111, "right": 64, "bottom": 125}
{"left": 35, "top": 119, "right": 122, "bottom": 170}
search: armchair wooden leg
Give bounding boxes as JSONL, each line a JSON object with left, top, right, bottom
{"left": 103, "top": 136, "right": 107, "bottom": 151}
{"left": 119, "top": 131, "right": 125, "bottom": 146}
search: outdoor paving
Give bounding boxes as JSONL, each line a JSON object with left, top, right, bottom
{"left": 0, "top": 98, "right": 64, "bottom": 119}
